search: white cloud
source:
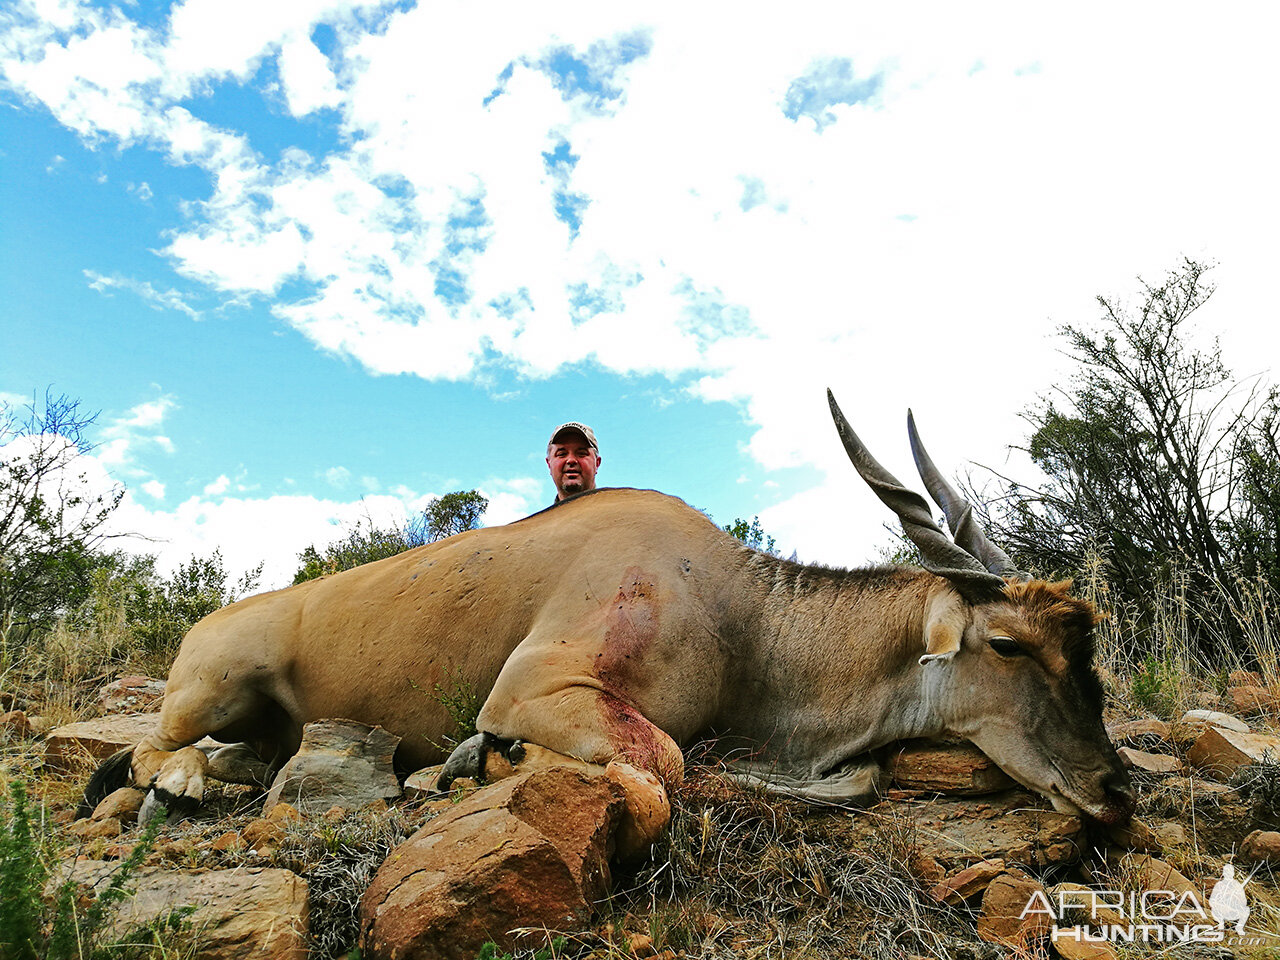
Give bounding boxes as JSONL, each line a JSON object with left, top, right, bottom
{"left": 203, "top": 474, "right": 230, "bottom": 495}
{"left": 96, "top": 394, "right": 178, "bottom": 472}
{"left": 85, "top": 271, "right": 201, "bottom": 321}
{"left": 142, "top": 479, "right": 165, "bottom": 499}
{"left": 323, "top": 465, "right": 351, "bottom": 487}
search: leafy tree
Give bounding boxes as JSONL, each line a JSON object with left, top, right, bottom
{"left": 293, "top": 490, "right": 490, "bottom": 584}
{"left": 979, "top": 259, "right": 1280, "bottom": 654}
{"left": 724, "top": 516, "right": 777, "bottom": 555}
{"left": 408, "top": 490, "right": 489, "bottom": 542}
{"left": 0, "top": 391, "right": 122, "bottom": 649}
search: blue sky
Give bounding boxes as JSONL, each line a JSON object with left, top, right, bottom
{"left": 3, "top": 1, "right": 1278, "bottom": 587}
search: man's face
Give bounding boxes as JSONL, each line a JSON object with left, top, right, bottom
{"left": 546, "top": 433, "right": 601, "bottom": 499}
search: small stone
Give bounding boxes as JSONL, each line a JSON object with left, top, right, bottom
{"left": 263, "top": 718, "right": 401, "bottom": 815}
{"left": 929, "top": 858, "right": 1006, "bottom": 905}
{"left": 403, "top": 765, "right": 447, "bottom": 801}
{"left": 977, "top": 873, "right": 1052, "bottom": 946}
{"left": 210, "top": 831, "right": 244, "bottom": 853}
{"left": 1116, "top": 747, "right": 1183, "bottom": 775}
{"left": 1107, "top": 718, "right": 1171, "bottom": 744}
{"left": 70, "top": 818, "right": 122, "bottom": 840}
{"left": 1053, "top": 939, "right": 1118, "bottom": 960}
{"left": 1240, "top": 830, "right": 1280, "bottom": 862}
{"left": 242, "top": 819, "right": 286, "bottom": 854}
{"left": 1105, "top": 817, "right": 1162, "bottom": 854}
{"left": 324, "top": 805, "right": 349, "bottom": 822}
{"left": 27, "top": 715, "right": 53, "bottom": 736}
{"left": 627, "top": 932, "right": 655, "bottom": 956}
{"left": 1153, "top": 822, "right": 1187, "bottom": 847}
{"left": 0, "top": 709, "right": 33, "bottom": 738}
{"left": 266, "top": 802, "right": 302, "bottom": 823}
{"left": 92, "top": 787, "right": 146, "bottom": 825}
{"left": 153, "top": 838, "right": 195, "bottom": 862}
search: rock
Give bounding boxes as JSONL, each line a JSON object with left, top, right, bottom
{"left": 44, "top": 715, "right": 217, "bottom": 773}
{"left": 1116, "top": 854, "right": 1200, "bottom": 901}
{"left": 1180, "top": 709, "right": 1249, "bottom": 733}
{"left": 360, "top": 766, "right": 626, "bottom": 960}
{"left": 0, "top": 709, "right": 33, "bottom": 739}
{"left": 210, "top": 831, "right": 244, "bottom": 853}
{"left": 1153, "top": 822, "right": 1188, "bottom": 847}
{"left": 1104, "top": 817, "right": 1162, "bottom": 854}
{"left": 1116, "top": 747, "right": 1183, "bottom": 775}
{"left": 243, "top": 818, "right": 288, "bottom": 855}
{"left": 888, "top": 740, "right": 1017, "bottom": 796}
{"left": 977, "top": 872, "right": 1052, "bottom": 946}
{"left": 928, "top": 858, "right": 1006, "bottom": 905}
{"left": 1106, "top": 718, "right": 1171, "bottom": 744}
{"left": 627, "top": 932, "right": 656, "bottom": 956}
{"left": 1186, "top": 726, "right": 1280, "bottom": 779}
{"left": 1240, "top": 830, "right": 1280, "bottom": 862}
{"left": 92, "top": 787, "right": 146, "bottom": 825}
{"left": 264, "top": 718, "right": 401, "bottom": 815}
{"left": 69, "top": 817, "right": 122, "bottom": 839}
{"left": 1188, "top": 691, "right": 1223, "bottom": 711}
{"left": 1053, "top": 939, "right": 1118, "bottom": 959}
{"left": 97, "top": 675, "right": 166, "bottom": 714}
{"left": 28, "top": 715, "right": 53, "bottom": 736}
{"left": 1229, "top": 684, "right": 1280, "bottom": 716}
{"left": 403, "top": 765, "right": 447, "bottom": 801}
{"left": 857, "top": 790, "right": 1084, "bottom": 869}
{"left": 49, "top": 860, "right": 307, "bottom": 959}
{"left": 1050, "top": 882, "right": 1125, "bottom": 926}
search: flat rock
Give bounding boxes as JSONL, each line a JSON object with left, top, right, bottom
{"left": 44, "top": 715, "right": 217, "bottom": 773}
{"left": 97, "top": 675, "right": 166, "bottom": 714}
{"left": 1116, "top": 746, "right": 1183, "bottom": 775}
{"left": 360, "top": 766, "right": 626, "bottom": 960}
{"left": 403, "top": 764, "right": 447, "bottom": 801}
{"left": 1186, "top": 726, "right": 1280, "bottom": 779}
{"left": 48, "top": 861, "right": 307, "bottom": 959}
{"left": 888, "top": 740, "right": 1017, "bottom": 796}
{"left": 264, "top": 718, "right": 401, "bottom": 815}
{"left": 928, "top": 857, "right": 1006, "bottom": 905}
{"left": 1106, "top": 718, "right": 1171, "bottom": 744}
{"left": 1180, "top": 709, "right": 1249, "bottom": 733}
{"left": 857, "top": 790, "right": 1085, "bottom": 869}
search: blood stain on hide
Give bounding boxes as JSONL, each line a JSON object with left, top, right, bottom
{"left": 594, "top": 566, "right": 659, "bottom": 689}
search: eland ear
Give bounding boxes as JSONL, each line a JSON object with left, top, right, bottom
{"left": 920, "top": 587, "right": 967, "bottom": 665}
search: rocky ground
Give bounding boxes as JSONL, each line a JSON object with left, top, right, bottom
{"left": 6, "top": 671, "right": 1280, "bottom": 959}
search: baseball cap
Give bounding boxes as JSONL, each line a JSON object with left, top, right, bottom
{"left": 548, "top": 421, "right": 599, "bottom": 451}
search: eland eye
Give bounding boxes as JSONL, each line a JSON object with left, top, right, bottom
{"left": 988, "top": 636, "right": 1025, "bottom": 657}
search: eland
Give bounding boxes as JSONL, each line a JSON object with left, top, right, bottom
{"left": 82, "top": 392, "right": 1133, "bottom": 844}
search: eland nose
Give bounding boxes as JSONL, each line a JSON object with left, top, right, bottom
{"left": 1102, "top": 767, "right": 1136, "bottom": 820}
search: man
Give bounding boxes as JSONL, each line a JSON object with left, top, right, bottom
{"left": 546, "top": 421, "right": 601, "bottom": 502}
